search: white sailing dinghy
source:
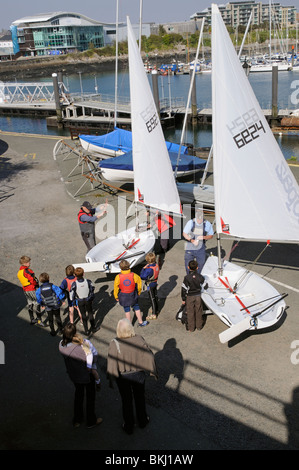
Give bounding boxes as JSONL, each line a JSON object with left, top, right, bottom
{"left": 97, "top": 150, "right": 206, "bottom": 183}
{"left": 73, "top": 17, "right": 183, "bottom": 274}
{"left": 79, "top": 128, "right": 132, "bottom": 158}
{"left": 201, "top": 4, "right": 298, "bottom": 343}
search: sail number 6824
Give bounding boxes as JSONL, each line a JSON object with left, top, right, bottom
{"left": 227, "top": 107, "right": 266, "bottom": 149}
{"left": 233, "top": 120, "right": 266, "bottom": 149}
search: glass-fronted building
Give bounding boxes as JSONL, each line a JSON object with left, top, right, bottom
{"left": 10, "top": 12, "right": 106, "bottom": 56}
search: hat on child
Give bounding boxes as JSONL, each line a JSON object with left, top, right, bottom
{"left": 82, "top": 201, "right": 92, "bottom": 210}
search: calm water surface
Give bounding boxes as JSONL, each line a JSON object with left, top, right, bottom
{"left": 0, "top": 69, "right": 298, "bottom": 160}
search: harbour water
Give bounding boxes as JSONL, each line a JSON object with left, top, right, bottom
{"left": 0, "top": 68, "right": 298, "bottom": 160}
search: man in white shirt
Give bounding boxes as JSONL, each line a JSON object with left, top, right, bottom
{"left": 182, "top": 209, "right": 214, "bottom": 273}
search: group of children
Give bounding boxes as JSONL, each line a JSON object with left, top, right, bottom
{"left": 17, "top": 256, "right": 95, "bottom": 337}
{"left": 113, "top": 251, "right": 206, "bottom": 332}
{"left": 18, "top": 248, "right": 206, "bottom": 342}
{"left": 113, "top": 252, "right": 160, "bottom": 327}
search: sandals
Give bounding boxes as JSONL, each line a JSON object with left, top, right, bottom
{"left": 146, "top": 314, "right": 157, "bottom": 320}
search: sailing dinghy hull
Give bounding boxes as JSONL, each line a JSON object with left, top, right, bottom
{"left": 201, "top": 255, "right": 286, "bottom": 342}
{"left": 79, "top": 129, "right": 132, "bottom": 158}
{"left": 249, "top": 62, "right": 290, "bottom": 73}
{"left": 98, "top": 151, "right": 206, "bottom": 182}
{"left": 79, "top": 128, "right": 189, "bottom": 159}
{"left": 74, "top": 226, "right": 156, "bottom": 274}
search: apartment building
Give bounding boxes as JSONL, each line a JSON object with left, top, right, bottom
{"left": 191, "top": 1, "right": 297, "bottom": 28}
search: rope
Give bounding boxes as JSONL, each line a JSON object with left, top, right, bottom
{"left": 218, "top": 276, "right": 251, "bottom": 314}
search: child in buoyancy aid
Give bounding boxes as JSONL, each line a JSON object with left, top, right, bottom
{"left": 140, "top": 252, "right": 160, "bottom": 320}
{"left": 59, "top": 265, "right": 83, "bottom": 324}
{"left": 113, "top": 260, "right": 148, "bottom": 327}
{"left": 36, "top": 272, "right": 65, "bottom": 336}
{"left": 17, "top": 255, "right": 44, "bottom": 325}
{"left": 69, "top": 267, "right": 96, "bottom": 335}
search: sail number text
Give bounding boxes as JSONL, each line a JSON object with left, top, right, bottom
{"left": 140, "top": 105, "right": 159, "bottom": 133}
{"left": 227, "top": 108, "right": 266, "bottom": 149}
{"left": 145, "top": 112, "right": 159, "bottom": 133}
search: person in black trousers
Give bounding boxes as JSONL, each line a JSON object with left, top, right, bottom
{"left": 69, "top": 267, "right": 96, "bottom": 335}
{"left": 77, "top": 200, "right": 107, "bottom": 252}
{"left": 36, "top": 272, "right": 65, "bottom": 336}
{"left": 140, "top": 252, "right": 160, "bottom": 320}
{"left": 59, "top": 322, "right": 102, "bottom": 428}
{"left": 107, "top": 318, "right": 158, "bottom": 434}
{"left": 181, "top": 259, "right": 206, "bottom": 332}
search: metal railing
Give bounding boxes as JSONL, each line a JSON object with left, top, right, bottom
{"left": 0, "top": 82, "right": 54, "bottom": 103}
{"left": 0, "top": 83, "right": 295, "bottom": 116}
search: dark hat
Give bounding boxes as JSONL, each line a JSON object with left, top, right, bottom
{"left": 82, "top": 201, "right": 92, "bottom": 210}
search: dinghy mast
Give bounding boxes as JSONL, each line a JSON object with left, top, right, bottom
{"left": 174, "top": 18, "right": 205, "bottom": 178}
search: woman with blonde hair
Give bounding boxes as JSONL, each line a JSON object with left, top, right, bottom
{"left": 107, "top": 318, "right": 158, "bottom": 434}
{"left": 116, "top": 317, "right": 136, "bottom": 338}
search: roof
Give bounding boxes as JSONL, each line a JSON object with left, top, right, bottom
{"left": 11, "top": 11, "right": 102, "bottom": 27}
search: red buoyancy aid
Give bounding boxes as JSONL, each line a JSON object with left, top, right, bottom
{"left": 64, "top": 276, "right": 77, "bottom": 292}
{"left": 154, "top": 212, "right": 175, "bottom": 233}
{"left": 17, "top": 266, "right": 38, "bottom": 291}
{"left": 119, "top": 272, "right": 135, "bottom": 294}
{"left": 144, "top": 263, "right": 159, "bottom": 282}
{"left": 78, "top": 208, "right": 91, "bottom": 224}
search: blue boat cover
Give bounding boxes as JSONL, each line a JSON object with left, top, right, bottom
{"left": 80, "top": 127, "right": 189, "bottom": 155}
{"left": 99, "top": 150, "right": 206, "bottom": 172}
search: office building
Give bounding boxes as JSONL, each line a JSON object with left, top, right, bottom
{"left": 10, "top": 11, "right": 152, "bottom": 57}
{"left": 10, "top": 12, "right": 106, "bottom": 56}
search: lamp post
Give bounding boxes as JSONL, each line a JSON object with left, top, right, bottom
{"left": 78, "top": 71, "right": 83, "bottom": 100}
{"left": 52, "top": 73, "right": 63, "bottom": 128}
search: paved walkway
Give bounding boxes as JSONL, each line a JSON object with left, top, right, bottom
{"left": 0, "top": 130, "right": 299, "bottom": 451}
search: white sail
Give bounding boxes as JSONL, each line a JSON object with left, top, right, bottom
{"left": 127, "top": 17, "right": 182, "bottom": 217}
{"left": 212, "top": 3, "right": 299, "bottom": 243}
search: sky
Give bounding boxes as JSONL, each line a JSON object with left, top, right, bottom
{"left": 2, "top": 0, "right": 299, "bottom": 30}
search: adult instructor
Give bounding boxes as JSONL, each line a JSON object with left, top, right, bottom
{"left": 182, "top": 209, "right": 214, "bottom": 273}
{"left": 78, "top": 200, "right": 107, "bottom": 252}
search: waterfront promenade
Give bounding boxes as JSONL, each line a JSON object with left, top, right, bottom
{"left": 0, "top": 130, "right": 299, "bottom": 451}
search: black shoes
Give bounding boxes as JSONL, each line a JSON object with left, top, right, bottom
{"left": 122, "top": 423, "right": 133, "bottom": 435}
{"left": 139, "top": 416, "right": 150, "bottom": 428}
{"left": 122, "top": 416, "right": 150, "bottom": 435}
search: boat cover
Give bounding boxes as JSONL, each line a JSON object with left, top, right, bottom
{"left": 79, "top": 127, "right": 189, "bottom": 155}
{"left": 98, "top": 150, "right": 206, "bottom": 172}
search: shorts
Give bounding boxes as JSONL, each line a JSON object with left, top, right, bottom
{"left": 67, "top": 298, "right": 75, "bottom": 307}
{"left": 118, "top": 291, "right": 138, "bottom": 309}
{"left": 123, "top": 303, "right": 139, "bottom": 313}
